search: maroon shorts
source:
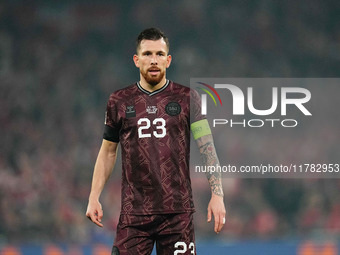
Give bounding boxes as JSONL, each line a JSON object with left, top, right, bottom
{"left": 112, "top": 212, "right": 196, "bottom": 255}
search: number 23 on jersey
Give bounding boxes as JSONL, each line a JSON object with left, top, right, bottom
{"left": 137, "top": 117, "right": 166, "bottom": 138}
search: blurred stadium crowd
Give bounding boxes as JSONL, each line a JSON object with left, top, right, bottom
{"left": 0, "top": 0, "right": 340, "bottom": 244}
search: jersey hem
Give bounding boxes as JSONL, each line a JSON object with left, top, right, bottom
{"left": 120, "top": 208, "right": 196, "bottom": 215}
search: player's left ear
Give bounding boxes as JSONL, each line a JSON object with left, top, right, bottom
{"left": 166, "top": 55, "right": 172, "bottom": 68}
{"left": 133, "top": 54, "right": 139, "bottom": 68}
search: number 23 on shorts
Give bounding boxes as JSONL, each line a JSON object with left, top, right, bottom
{"left": 174, "top": 241, "right": 195, "bottom": 254}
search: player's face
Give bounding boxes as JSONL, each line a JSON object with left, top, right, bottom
{"left": 133, "top": 39, "right": 171, "bottom": 87}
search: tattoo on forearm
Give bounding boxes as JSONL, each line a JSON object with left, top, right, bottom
{"left": 198, "top": 139, "right": 224, "bottom": 197}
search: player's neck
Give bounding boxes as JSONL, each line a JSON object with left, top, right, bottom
{"left": 139, "top": 77, "right": 167, "bottom": 92}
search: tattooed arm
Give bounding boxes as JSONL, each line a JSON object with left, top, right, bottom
{"left": 197, "top": 134, "right": 224, "bottom": 196}
{"left": 196, "top": 134, "right": 226, "bottom": 233}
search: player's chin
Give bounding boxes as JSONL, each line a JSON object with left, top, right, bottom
{"left": 146, "top": 75, "right": 163, "bottom": 86}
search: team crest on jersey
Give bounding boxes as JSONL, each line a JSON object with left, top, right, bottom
{"left": 125, "top": 105, "right": 136, "bottom": 118}
{"left": 165, "top": 102, "right": 181, "bottom": 116}
{"left": 146, "top": 106, "right": 158, "bottom": 114}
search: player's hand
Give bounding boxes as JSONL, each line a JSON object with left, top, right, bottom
{"left": 207, "top": 194, "right": 226, "bottom": 234}
{"left": 86, "top": 199, "right": 104, "bottom": 227}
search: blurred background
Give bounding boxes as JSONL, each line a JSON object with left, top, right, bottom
{"left": 0, "top": 0, "right": 340, "bottom": 254}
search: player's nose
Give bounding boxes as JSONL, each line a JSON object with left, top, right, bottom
{"left": 150, "top": 54, "right": 158, "bottom": 65}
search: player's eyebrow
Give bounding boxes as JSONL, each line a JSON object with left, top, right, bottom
{"left": 141, "top": 50, "right": 152, "bottom": 55}
{"left": 141, "top": 50, "right": 167, "bottom": 55}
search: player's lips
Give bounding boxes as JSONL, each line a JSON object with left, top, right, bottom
{"left": 148, "top": 68, "right": 160, "bottom": 75}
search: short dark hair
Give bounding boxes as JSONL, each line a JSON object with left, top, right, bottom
{"left": 136, "top": 28, "right": 169, "bottom": 54}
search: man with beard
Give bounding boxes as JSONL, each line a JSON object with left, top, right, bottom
{"left": 86, "top": 28, "right": 226, "bottom": 255}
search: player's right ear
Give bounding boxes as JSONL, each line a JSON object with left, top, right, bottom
{"left": 133, "top": 54, "right": 140, "bottom": 68}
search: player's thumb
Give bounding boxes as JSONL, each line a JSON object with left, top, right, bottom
{"left": 207, "top": 208, "right": 212, "bottom": 222}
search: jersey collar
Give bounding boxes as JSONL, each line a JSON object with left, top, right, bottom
{"left": 137, "top": 80, "right": 170, "bottom": 96}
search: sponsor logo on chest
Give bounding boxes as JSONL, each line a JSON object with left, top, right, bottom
{"left": 146, "top": 105, "right": 158, "bottom": 114}
{"left": 125, "top": 105, "right": 136, "bottom": 118}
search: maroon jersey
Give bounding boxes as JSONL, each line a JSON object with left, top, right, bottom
{"left": 104, "top": 80, "right": 203, "bottom": 215}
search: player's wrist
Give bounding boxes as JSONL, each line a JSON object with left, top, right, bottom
{"left": 89, "top": 192, "right": 101, "bottom": 202}
{"left": 211, "top": 192, "right": 224, "bottom": 198}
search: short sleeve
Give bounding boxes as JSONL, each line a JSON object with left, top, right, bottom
{"left": 103, "top": 94, "right": 121, "bottom": 143}
{"left": 190, "top": 88, "right": 205, "bottom": 124}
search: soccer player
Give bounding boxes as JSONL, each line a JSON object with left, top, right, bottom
{"left": 86, "top": 28, "right": 226, "bottom": 255}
